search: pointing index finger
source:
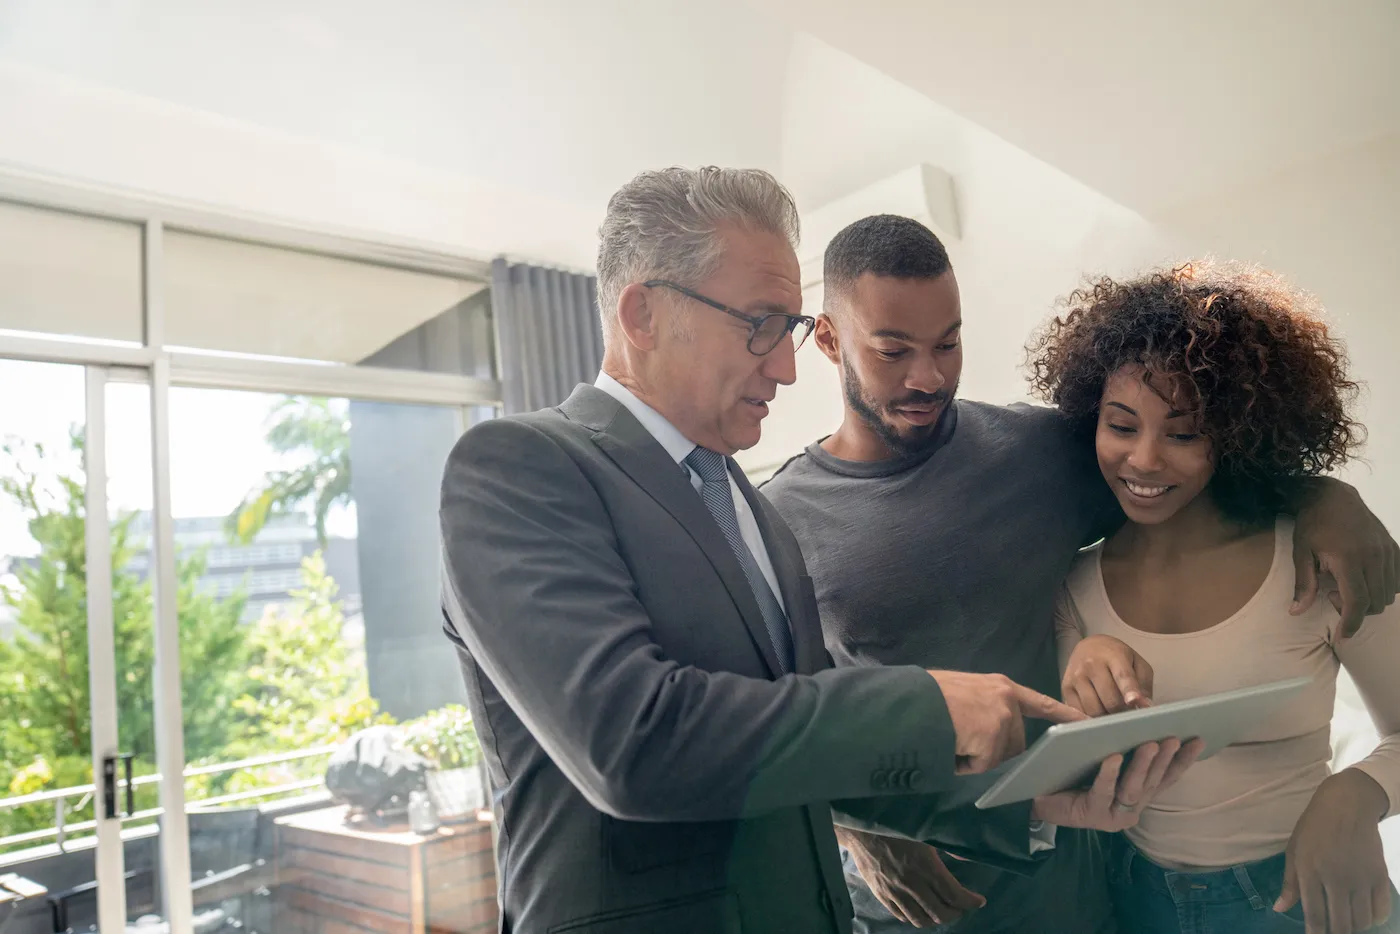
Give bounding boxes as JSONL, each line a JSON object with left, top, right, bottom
{"left": 1014, "top": 685, "right": 1088, "bottom": 724}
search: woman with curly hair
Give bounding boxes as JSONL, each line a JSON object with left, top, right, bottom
{"left": 1028, "top": 260, "right": 1400, "bottom": 934}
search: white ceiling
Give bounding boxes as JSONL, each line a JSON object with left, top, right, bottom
{"left": 752, "top": 0, "right": 1400, "bottom": 214}
{"left": 1, "top": 0, "right": 1394, "bottom": 244}
{"left": 0, "top": 0, "right": 791, "bottom": 211}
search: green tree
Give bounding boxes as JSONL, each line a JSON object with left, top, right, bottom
{"left": 231, "top": 551, "right": 383, "bottom": 753}
{"left": 0, "top": 437, "right": 248, "bottom": 765}
{"left": 226, "top": 397, "right": 351, "bottom": 548}
{"left": 0, "top": 435, "right": 247, "bottom": 844}
{"left": 1, "top": 411, "right": 383, "bottom": 850}
{"left": 0, "top": 449, "right": 90, "bottom": 767}
{"left": 219, "top": 552, "right": 387, "bottom": 794}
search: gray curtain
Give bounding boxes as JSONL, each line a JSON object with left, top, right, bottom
{"left": 492, "top": 258, "right": 604, "bottom": 415}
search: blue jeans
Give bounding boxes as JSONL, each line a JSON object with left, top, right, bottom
{"left": 1105, "top": 834, "right": 1400, "bottom": 934}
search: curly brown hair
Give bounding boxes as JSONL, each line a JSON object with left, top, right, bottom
{"left": 1026, "top": 260, "right": 1363, "bottom": 525}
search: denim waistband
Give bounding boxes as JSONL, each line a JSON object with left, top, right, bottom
{"left": 1106, "top": 834, "right": 1284, "bottom": 910}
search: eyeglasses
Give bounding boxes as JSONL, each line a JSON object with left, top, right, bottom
{"left": 643, "top": 280, "right": 815, "bottom": 356}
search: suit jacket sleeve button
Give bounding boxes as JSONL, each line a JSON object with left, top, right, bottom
{"left": 907, "top": 769, "right": 923, "bottom": 788}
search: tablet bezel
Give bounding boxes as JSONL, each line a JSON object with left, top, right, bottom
{"left": 973, "top": 675, "right": 1314, "bottom": 809}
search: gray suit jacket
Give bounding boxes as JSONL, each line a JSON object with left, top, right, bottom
{"left": 440, "top": 385, "right": 1039, "bottom": 934}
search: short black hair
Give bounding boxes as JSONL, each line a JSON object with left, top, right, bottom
{"left": 823, "top": 214, "right": 952, "bottom": 298}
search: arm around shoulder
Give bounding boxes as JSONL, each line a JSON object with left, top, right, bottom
{"left": 1291, "top": 477, "right": 1399, "bottom": 635}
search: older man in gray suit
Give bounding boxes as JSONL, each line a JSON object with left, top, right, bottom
{"left": 440, "top": 167, "right": 1197, "bottom": 934}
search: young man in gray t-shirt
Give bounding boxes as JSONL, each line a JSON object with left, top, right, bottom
{"left": 761, "top": 215, "right": 1396, "bottom": 933}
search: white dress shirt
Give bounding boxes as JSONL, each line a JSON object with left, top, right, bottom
{"left": 594, "top": 371, "right": 786, "bottom": 613}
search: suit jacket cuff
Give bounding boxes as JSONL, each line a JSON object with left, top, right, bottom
{"left": 832, "top": 769, "right": 1047, "bottom": 875}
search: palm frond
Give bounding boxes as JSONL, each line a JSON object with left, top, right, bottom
{"left": 229, "top": 398, "right": 354, "bottom": 547}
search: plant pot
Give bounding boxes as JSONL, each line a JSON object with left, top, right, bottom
{"left": 425, "top": 765, "right": 485, "bottom": 821}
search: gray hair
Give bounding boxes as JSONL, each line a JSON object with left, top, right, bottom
{"left": 595, "top": 166, "right": 800, "bottom": 340}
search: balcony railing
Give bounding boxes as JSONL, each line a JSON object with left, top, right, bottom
{"left": 0, "top": 749, "right": 498, "bottom": 934}
{"left": 0, "top": 746, "right": 337, "bottom": 856}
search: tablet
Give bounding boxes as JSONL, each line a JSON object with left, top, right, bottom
{"left": 974, "top": 675, "right": 1313, "bottom": 809}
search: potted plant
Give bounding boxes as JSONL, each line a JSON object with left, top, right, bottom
{"left": 400, "top": 705, "right": 484, "bottom": 821}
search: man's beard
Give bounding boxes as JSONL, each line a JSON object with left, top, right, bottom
{"left": 843, "top": 362, "right": 956, "bottom": 458}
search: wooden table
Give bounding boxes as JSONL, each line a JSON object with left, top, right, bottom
{"left": 0, "top": 874, "right": 47, "bottom": 934}
{"left": 273, "top": 806, "right": 496, "bottom": 934}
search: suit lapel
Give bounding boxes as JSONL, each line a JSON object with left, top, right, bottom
{"left": 562, "top": 387, "right": 783, "bottom": 678}
{"left": 732, "top": 468, "right": 823, "bottom": 675}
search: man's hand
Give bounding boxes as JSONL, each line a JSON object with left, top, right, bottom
{"left": 1293, "top": 478, "right": 1400, "bottom": 637}
{"left": 1031, "top": 737, "right": 1203, "bottom": 830}
{"left": 928, "top": 671, "right": 1086, "bottom": 774}
{"left": 1275, "top": 769, "right": 1392, "bottom": 934}
{"left": 837, "top": 826, "right": 985, "bottom": 927}
{"left": 1061, "top": 635, "right": 1154, "bottom": 716}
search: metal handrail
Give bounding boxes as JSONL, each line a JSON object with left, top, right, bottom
{"left": 0, "top": 807, "right": 165, "bottom": 850}
{"left": 1, "top": 776, "right": 326, "bottom": 851}
{"left": 0, "top": 745, "right": 338, "bottom": 853}
{"left": 0, "top": 745, "right": 338, "bottom": 810}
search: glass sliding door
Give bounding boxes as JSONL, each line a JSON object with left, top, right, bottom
{"left": 0, "top": 359, "right": 150, "bottom": 934}
{"left": 0, "top": 175, "right": 501, "bottom": 934}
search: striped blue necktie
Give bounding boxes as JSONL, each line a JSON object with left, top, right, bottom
{"left": 685, "top": 446, "right": 795, "bottom": 674}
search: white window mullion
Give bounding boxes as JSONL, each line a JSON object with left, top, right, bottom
{"left": 146, "top": 218, "right": 196, "bottom": 934}
{"left": 85, "top": 365, "right": 128, "bottom": 934}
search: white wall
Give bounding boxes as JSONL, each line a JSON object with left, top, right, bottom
{"left": 737, "top": 36, "right": 1183, "bottom": 475}
{"left": 1154, "top": 133, "right": 1400, "bottom": 534}
{"left": 751, "top": 0, "right": 1400, "bottom": 218}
